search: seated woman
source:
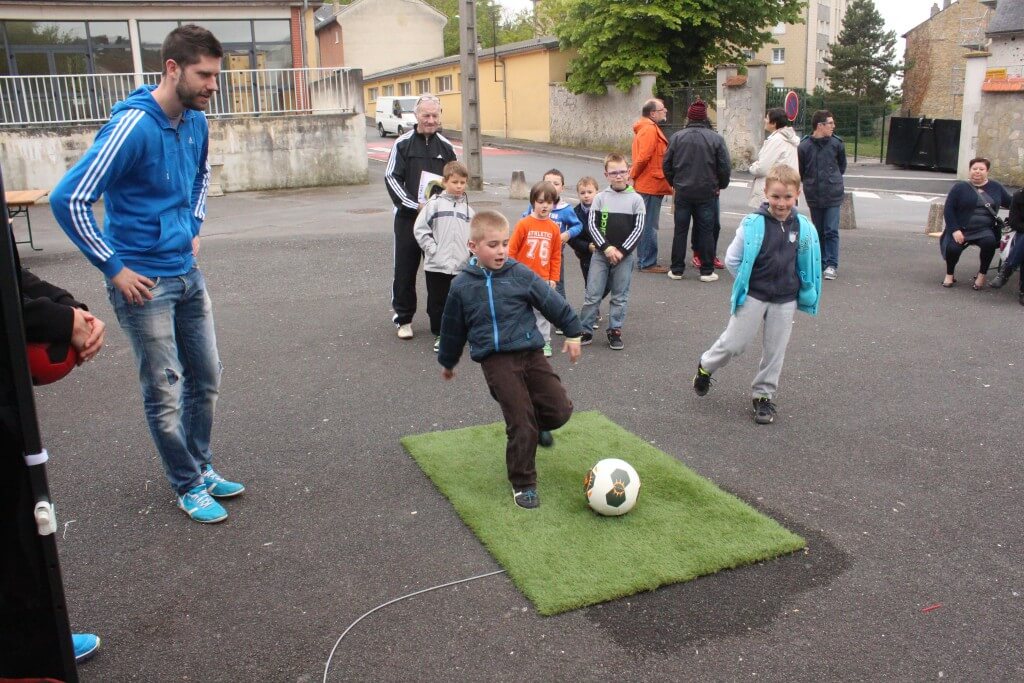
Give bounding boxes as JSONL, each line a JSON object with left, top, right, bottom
{"left": 987, "top": 187, "right": 1024, "bottom": 305}
{"left": 941, "top": 157, "right": 1013, "bottom": 289}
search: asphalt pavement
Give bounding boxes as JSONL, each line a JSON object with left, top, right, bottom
{"left": 15, "top": 146, "right": 1023, "bottom": 681}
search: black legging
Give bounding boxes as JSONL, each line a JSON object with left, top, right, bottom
{"left": 945, "top": 231, "right": 999, "bottom": 276}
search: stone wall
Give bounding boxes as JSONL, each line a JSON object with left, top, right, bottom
{"left": 975, "top": 91, "right": 1024, "bottom": 187}
{"left": 716, "top": 63, "right": 768, "bottom": 171}
{"left": 0, "top": 113, "right": 368, "bottom": 194}
{"left": 548, "top": 73, "right": 656, "bottom": 151}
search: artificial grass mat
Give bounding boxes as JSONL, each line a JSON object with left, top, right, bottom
{"left": 400, "top": 411, "right": 805, "bottom": 615}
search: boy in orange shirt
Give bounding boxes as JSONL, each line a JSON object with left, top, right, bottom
{"left": 509, "top": 181, "right": 562, "bottom": 357}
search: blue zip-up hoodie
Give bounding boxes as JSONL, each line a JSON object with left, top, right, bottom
{"left": 521, "top": 201, "right": 583, "bottom": 239}
{"left": 726, "top": 209, "right": 822, "bottom": 316}
{"left": 437, "top": 257, "right": 584, "bottom": 369}
{"left": 51, "top": 85, "right": 210, "bottom": 279}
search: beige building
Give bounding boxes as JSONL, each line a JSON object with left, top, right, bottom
{"left": 902, "top": 0, "right": 994, "bottom": 120}
{"left": 749, "top": 0, "right": 848, "bottom": 91}
{"left": 314, "top": 0, "right": 446, "bottom": 75}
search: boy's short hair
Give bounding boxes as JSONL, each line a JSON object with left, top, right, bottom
{"left": 604, "top": 153, "right": 627, "bottom": 170}
{"left": 576, "top": 176, "right": 599, "bottom": 191}
{"left": 766, "top": 107, "right": 792, "bottom": 129}
{"left": 470, "top": 210, "right": 509, "bottom": 242}
{"left": 542, "top": 168, "right": 565, "bottom": 185}
{"left": 764, "top": 164, "right": 801, "bottom": 191}
{"left": 443, "top": 160, "right": 469, "bottom": 180}
{"left": 810, "top": 109, "right": 834, "bottom": 129}
{"left": 530, "top": 181, "right": 559, "bottom": 206}
{"left": 162, "top": 24, "right": 223, "bottom": 75}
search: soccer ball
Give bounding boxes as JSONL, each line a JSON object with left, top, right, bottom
{"left": 583, "top": 458, "right": 640, "bottom": 516}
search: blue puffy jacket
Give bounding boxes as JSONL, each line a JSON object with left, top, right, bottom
{"left": 51, "top": 85, "right": 210, "bottom": 278}
{"left": 438, "top": 258, "right": 584, "bottom": 368}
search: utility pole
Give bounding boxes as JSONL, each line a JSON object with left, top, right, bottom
{"left": 458, "top": 0, "right": 483, "bottom": 190}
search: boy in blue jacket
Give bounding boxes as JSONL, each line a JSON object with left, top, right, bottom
{"left": 50, "top": 25, "right": 243, "bottom": 524}
{"left": 438, "top": 211, "right": 584, "bottom": 509}
{"left": 692, "top": 165, "right": 821, "bottom": 425}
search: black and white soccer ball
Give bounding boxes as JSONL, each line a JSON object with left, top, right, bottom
{"left": 583, "top": 458, "right": 640, "bottom": 516}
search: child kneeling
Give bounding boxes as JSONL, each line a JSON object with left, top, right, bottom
{"left": 692, "top": 165, "right": 822, "bottom": 424}
{"left": 438, "top": 211, "right": 584, "bottom": 509}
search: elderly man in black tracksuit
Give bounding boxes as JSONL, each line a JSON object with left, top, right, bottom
{"left": 384, "top": 94, "right": 457, "bottom": 340}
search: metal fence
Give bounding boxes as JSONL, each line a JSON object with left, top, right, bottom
{"left": 766, "top": 87, "right": 894, "bottom": 163}
{"left": 0, "top": 67, "right": 361, "bottom": 127}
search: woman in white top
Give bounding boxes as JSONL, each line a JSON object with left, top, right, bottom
{"left": 748, "top": 108, "right": 801, "bottom": 208}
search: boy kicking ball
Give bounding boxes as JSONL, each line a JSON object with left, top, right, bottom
{"left": 438, "top": 211, "right": 584, "bottom": 509}
{"left": 692, "top": 165, "right": 821, "bottom": 424}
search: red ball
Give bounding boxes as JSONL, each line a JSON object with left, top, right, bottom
{"left": 26, "top": 342, "right": 78, "bottom": 386}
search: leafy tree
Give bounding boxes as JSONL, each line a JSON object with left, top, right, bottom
{"left": 825, "top": 0, "right": 900, "bottom": 101}
{"left": 425, "top": 0, "right": 536, "bottom": 56}
{"left": 538, "top": 0, "right": 804, "bottom": 95}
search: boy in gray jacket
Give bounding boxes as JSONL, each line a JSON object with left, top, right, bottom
{"left": 414, "top": 161, "right": 475, "bottom": 352}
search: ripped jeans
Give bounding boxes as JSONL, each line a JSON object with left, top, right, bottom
{"left": 108, "top": 266, "right": 222, "bottom": 494}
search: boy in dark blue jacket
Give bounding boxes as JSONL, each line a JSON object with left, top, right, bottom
{"left": 438, "top": 211, "right": 584, "bottom": 509}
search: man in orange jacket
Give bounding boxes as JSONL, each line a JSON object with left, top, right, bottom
{"left": 630, "top": 98, "right": 673, "bottom": 273}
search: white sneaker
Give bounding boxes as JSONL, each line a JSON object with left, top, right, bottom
{"left": 397, "top": 324, "right": 413, "bottom": 339}
{"left": 699, "top": 272, "right": 719, "bottom": 282}
{"left": 667, "top": 271, "right": 684, "bottom": 280}
{"left": 823, "top": 266, "right": 837, "bottom": 280}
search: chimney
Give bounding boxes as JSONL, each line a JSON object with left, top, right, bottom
{"left": 943, "top": 0, "right": 951, "bottom": 8}
{"left": 931, "top": 3, "right": 940, "bottom": 16}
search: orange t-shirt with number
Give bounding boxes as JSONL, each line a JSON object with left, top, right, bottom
{"left": 508, "top": 215, "right": 561, "bottom": 283}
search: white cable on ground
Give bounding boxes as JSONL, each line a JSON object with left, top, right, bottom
{"left": 322, "top": 568, "right": 507, "bottom": 682}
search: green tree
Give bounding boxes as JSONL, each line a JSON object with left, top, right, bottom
{"left": 825, "top": 0, "right": 900, "bottom": 101}
{"left": 425, "top": 0, "right": 536, "bottom": 57}
{"left": 538, "top": 0, "right": 804, "bottom": 95}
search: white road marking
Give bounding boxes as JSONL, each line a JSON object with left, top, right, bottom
{"left": 852, "top": 191, "right": 880, "bottom": 199}
{"left": 897, "top": 194, "right": 933, "bottom": 202}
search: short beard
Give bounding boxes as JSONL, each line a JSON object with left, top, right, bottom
{"left": 176, "top": 80, "right": 208, "bottom": 111}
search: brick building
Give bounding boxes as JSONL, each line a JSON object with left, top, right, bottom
{"left": 901, "top": 0, "right": 994, "bottom": 120}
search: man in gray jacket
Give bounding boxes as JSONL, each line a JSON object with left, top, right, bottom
{"left": 662, "top": 100, "right": 731, "bottom": 282}
{"left": 798, "top": 109, "right": 847, "bottom": 280}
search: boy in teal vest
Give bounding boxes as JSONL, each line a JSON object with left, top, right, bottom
{"left": 692, "top": 165, "right": 821, "bottom": 424}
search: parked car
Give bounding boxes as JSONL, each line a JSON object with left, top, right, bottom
{"left": 375, "top": 96, "right": 418, "bottom": 137}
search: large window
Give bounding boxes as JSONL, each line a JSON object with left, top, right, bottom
{"left": 1, "top": 20, "right": 129, "bottom": 76}
{"left": 140, "top": 20, "right": 291, "bottom": 72}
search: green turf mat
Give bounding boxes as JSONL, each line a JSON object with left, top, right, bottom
{"left": 401, "top": 411, "right": 805, "bottom": 615}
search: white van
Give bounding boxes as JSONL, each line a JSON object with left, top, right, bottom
{"left": 375, "top": 96, "right": 418, "bottom": 137}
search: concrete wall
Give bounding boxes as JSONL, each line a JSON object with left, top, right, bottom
{"left": 974, "top": 92, "right": 1024, "bottom": 187}
{"left": 0, "top": 113, "right": 368, "bottom": 194}
{"left": 548, "top": 73, "right": 656, "bottom": 151}
{"left": 716, "top": 63, "right": 768, "bottom": 171}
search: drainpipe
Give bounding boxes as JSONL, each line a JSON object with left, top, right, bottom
{"left": 299, "top": 0, "right": 308, "bottom": 68}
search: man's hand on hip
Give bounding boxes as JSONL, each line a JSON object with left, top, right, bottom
{"left": 112, "top": 267, "right": 155, "bottom": 305}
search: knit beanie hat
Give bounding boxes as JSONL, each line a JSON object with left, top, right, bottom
{"left": 687, "top": 100, "right": 708, "bottom": 121}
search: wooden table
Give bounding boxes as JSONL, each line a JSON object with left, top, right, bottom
{"left": 5, "top": 189, "right": 48, "bottom": 251}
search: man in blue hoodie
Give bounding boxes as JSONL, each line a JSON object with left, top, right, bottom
{"left": 51, "top": 25, "right": 243, "bottom": 524}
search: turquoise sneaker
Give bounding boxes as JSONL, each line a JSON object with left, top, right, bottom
{"left": 178, "top": 484, "right": 228, "bottom": 523}
{"left": 73, "top": 633, "right": 100, "bottom": 663}
{"left": 202, "top": 465, "right": 245, "bottom": 498}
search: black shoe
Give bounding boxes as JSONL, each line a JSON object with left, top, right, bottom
{"left": 693, "top": 363, "right": 712, "bottom": 396}
{"left": 753, "top": 397, "right": 777, "bottom": 425}
{"left": 538, "top": 430, "right": 554, "bottom": 447}
{"left": 989, "top": 271, "right": 1008, "bottom": 289}
{"left": 580, "top": 331, "right": 593, "bottom": 346}
{"left": 607, "top": 329, "right": 624, "bottom": 350}
{"left": 512, "top": 486, "right": 540, "bottom": 509}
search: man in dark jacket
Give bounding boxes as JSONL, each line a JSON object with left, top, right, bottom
{"left": 385, "top": 94, "right": 458, "bottom": 340}
{"left": 662, "top": 100, "right": 731, "bottom": 281}
{"left": 798, "top": 109, "right": 847, "bottom": 280}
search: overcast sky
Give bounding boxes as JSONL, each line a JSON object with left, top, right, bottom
{"left": 497, "top": 0, "right": 943, "bottom": 57}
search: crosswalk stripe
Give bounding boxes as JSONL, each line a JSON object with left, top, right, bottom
{"left": 852, "top": 191, "right": 880, "bottom": 199}
{"left": 897, "top": 194, "right": 933, "bottom": 202}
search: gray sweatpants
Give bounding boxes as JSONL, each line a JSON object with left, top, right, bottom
{"left": 699, "top": 296, "right": 796, "bottom": 399}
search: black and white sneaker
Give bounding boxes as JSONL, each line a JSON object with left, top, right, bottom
{"left": 693, "top": 364, "right": 712, "bottom": 396}
{"left": 607, "top": 328, "right": 624, "bottom": 350}
{"left": 513, "top": 486, "right": 540, "bottom": 509}
{"left": 580, "top": 331, "right": 594, "bottom": 345}
{"left": 753, "top": 397, "right": 777, "bottom": 424}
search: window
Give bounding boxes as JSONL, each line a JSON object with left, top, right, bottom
{"left": 399, "top": 81, "right": 412, "bottom": 95}
{"left": 368, "top": 87, "right": 378, "bottom": 101}
{"left": 416, "top": 78, "right": 430, "bottom": 94}
{"left": 334, "top": 30, "right": 340, "bottom": 44}
{"left": 772, "top": 48, "right": 785, "bottom": 64}
{"left": 742, "top": 49, "right": 755, "bottom": 61}
{"left": 772, "top": 78, "right": 785, "bottom": 88}
{"left": 381, "top": 84, "right": 394, "bottom": 96}
{"left": 435, "top": 74, "right": 452, "bottom": 92}
{"left": 139, "top": 19, "right": 290, "bottom": 72}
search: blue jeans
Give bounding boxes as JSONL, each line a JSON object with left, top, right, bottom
{"left": 810, "top": 205, "right": 840, "bottom": 269}
{"left": 580, "top": 250, "right": 635, "bottom": 331}
{"left": 636, "top": 193, "right": 664, "bottom": 269}
{"left": 108, "top": 267, "right": 222, "bottom": 495}
{"left": 670, "top": 197, "right": 716, "bottom": 275}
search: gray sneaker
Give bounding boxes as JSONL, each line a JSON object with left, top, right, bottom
{"left": 823, "top": 266, "right": 837, "bottom": 280}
